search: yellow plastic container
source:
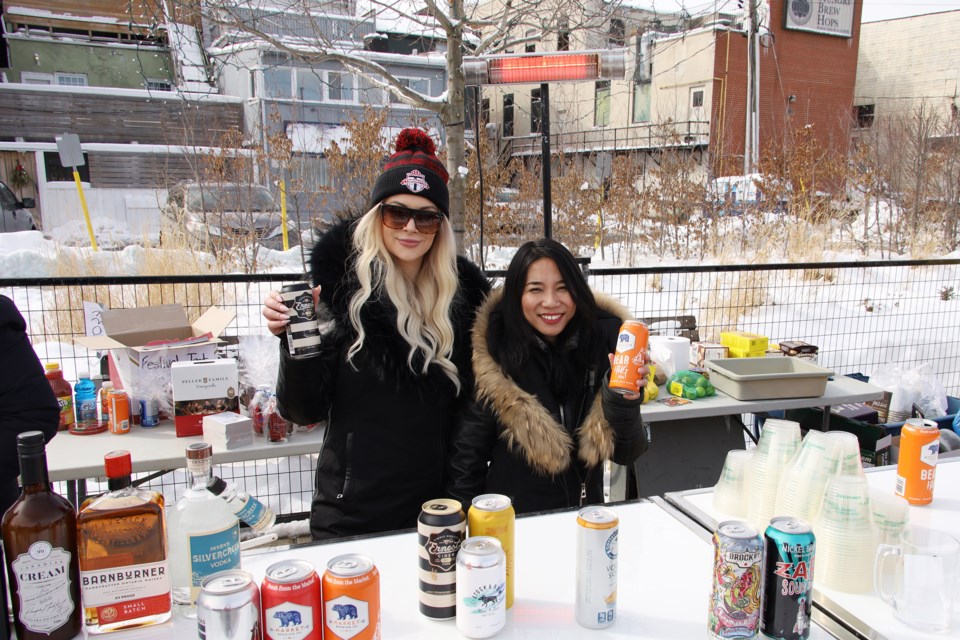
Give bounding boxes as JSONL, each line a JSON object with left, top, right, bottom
{"left": 727, "top": 345, "right": 767, "bottom": 359}
{"left": 720, "top": 331, "right": 769, "bottom": 354}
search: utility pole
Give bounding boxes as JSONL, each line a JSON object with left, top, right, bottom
{"left": 744, "top": 0, "right": 760, "bottom": 175}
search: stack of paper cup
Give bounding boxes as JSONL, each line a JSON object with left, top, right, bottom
{"left": 814, "top": 475, "right": 879, "bottom": 593}
{"left": 824, "top": 431, "right": 864, "bottom": 477}
{"left": 775, "top": 430, "right": 840, "bottom": 522}
{"left": 713, "top": 449, "right": 753, "bottom": 517}
{"left": 871, "top": 491, "right": 909, "bottom": 546}
{"left": 747, "top": 419, "right": 801, "bottom": 531}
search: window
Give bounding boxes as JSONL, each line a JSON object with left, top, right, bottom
{"left": 856, "top": 104, "right": 875, "bottom": 129}
{"left": 632, "top": 83, "right": 650, "bottom": 123}
{"left": 56, "top": 73, "right": 88, "bottom": 87}
{"left": 609, "top": 19, "right": 625, "bottom": 47}
{"left": 328, "top": 71, "right": 355, "bottom": 102}
{"left": 595, "top": 81, "right": 611, "bottom": 127}
{"left": 145, "top": 79, "right": 172, "bottom": 92}
{"left": 21, "top": 72, "right": 53, "bottom": 85}
{"left": 296, "top": 70, "right": 323, "bottom": 102}
{"left": 531, "top": 87, "right": 542, "bottom": 134}
{"left": 44, "top": 151, "right": 89, "bottom": 182}
{"left": 525, "top": 29, "right": 536, "bottom": 53}
{"left": 264, "top": 67, "right": 292, "bottom": 99}
{"left": 503, "top": 94, "right": 514, "bottom": 137}
{"left": 391, "top": 77, "right": 429, "bottom": 103}
{"left": 691, "top": 88, "right": 704, "bottom": 108}
{"left": 557, "top": 24, "right": 570, "bottom": 51}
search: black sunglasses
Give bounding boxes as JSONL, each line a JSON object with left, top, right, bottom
{"left": 379, "top": 202, "right": 444, "bottom": 234}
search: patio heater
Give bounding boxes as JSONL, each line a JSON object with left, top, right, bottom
{"left": 463, "top": 50, "right": 625, "bottom": 239}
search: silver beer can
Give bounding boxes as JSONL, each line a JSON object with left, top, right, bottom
{"left": 197, "top": 569, "right": 261, "bottom": 640}
{"left": 280, "top": 282, "right": 321, "bottom": 358}
{"left": 456, "top": 536, "right": 506, "bottom": 639}
{"left": 575, "top": 506, "right": 619, "bottom": 629}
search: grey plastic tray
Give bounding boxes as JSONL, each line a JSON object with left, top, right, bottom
{"left": 705, "top": 357, "right": 835, "bottom": 400}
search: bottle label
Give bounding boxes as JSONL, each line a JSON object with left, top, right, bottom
{"left": 78, "top": 397, "right": 98, "bottom": 421}
{"left": 235, "top": 496, "right": 268, "bottom": 529}
{"left": 189, "top": 524, "right": 241, "bottom": 587}
{"left": 57, "top": 395, "right": 75, "bottom": 427}
{"left": 11, "top": 541, "right": 77, "bottom": 633}
{"left": 80, "top": 560, "right": 171, "bottom": 623}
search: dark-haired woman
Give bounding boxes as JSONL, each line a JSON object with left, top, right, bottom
{"left": 262, "top": 129, "right": 489, "bottom": 539}
{"left": 447, "top": 239, "right": 649, "bottom": 514}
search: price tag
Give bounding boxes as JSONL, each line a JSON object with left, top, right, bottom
{"left": 83, "top": 301, "right": 105, "bottom": 337}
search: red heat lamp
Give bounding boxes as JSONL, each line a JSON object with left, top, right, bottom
{"left": 463, "top": 50, "right": 625, "bottom": 86}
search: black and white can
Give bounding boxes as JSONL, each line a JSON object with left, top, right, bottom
{"left": 456, "top": 536, "right": 506, "bottom": 639}
{"left": 575, "top": 506, "right": 619, "bottom": 629}
{"left": 418, "top": 498, "right": 466, "bottom": 619}
{"left": 197, "top": 569, "right": 261, "bottom": 640}
{"left": 280, "top": 282, "right": 321, "bottom": 358}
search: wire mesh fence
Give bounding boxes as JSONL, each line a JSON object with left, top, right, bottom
{"left": 3, "top": 258, "right": 959, "bottom": 518}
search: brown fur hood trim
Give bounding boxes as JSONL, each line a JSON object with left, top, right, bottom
{"left": 471, "top": 288, "right": 632, "bottom": 475}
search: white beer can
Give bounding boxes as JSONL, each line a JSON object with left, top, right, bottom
{"left": 575, "top": 506, "right": 619, "bottom": 629}
{"left": 455, "top": 536, "right": 506, "bottom": 638}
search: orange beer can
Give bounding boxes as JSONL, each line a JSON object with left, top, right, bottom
{"left": 108, "top": 390, "right": 130, "bottom": 434}
{"left": 609, "top": 320, "right": 649, "bottom": 395}
{"left": 895, "top": 418, "right": 939, "bottom": 505}
{"left": 322, "top": 554, "right": 381, "bottom": 640}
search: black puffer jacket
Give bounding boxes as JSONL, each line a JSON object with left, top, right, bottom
{"left": 447, "top": 288, "right": 648, "bottom": 514}
{"left": 0, "top": 295, "right": 59, "bottom": 515}
{"left": 277, "top": 220, "right": 489, "bottom": 539}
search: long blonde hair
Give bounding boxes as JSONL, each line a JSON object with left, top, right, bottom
{"left": 347, "top": 205, "right": 461, "bottom": 391}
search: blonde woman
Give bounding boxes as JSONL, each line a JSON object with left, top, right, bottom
{"left": 262, "top": 129, "right": 489, "bottom": 539}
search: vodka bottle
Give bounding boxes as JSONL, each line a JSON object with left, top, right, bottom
{"left": 167, "top": 442, "right": 240, "bottom": 618}
{"left": 77, "top": 450, "right": 171, "bottom": 633}
{"left": 207, "top": 475, "right": 277, "bottom": 533}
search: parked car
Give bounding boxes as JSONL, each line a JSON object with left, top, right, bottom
{"left": 161, "top": 182, "right": 301, "bottom": 250}
{"left": 0, "top": 180, "right": 37, "bottom": 232}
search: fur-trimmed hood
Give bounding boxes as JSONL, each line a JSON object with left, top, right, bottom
{"left": 471, "top": 288, "right": 632, "bottom": 475}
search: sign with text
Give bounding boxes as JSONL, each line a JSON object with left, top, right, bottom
{"left": 83, "top": 301, "right": 105, "bottom": 337}
{"left": 783, "top": 0, "right": 854, "bottom": 38}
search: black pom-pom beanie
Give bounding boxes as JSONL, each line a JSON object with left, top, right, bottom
{"left": 369, "top": 128, "right": 449, "bottom": 216}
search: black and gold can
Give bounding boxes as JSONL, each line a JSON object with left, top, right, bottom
{"left": 418, "top": 498, "right": 466, "bottom": 619}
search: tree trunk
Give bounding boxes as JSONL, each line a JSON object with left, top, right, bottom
{"left": 444, "top": 0, "right": 468, "bottom": 254}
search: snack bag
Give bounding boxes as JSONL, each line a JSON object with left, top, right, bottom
{"left": 666, "top": 369, "right": 716, "bottom": 400}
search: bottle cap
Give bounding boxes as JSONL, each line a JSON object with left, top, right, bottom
{"left": 104, "top": 450, "right": 132, "bottom": 478}
{"left": 207, "top": 476, "right": 228, "bottom": 495}
{"left": 186, "top": 442, "right": 213, "bottom": 460}
{"left": 45, "top": 362, "right": 60, "bottom": 371}
{"left": 16, "top": 431, "right": 46, "bottom": 455}
{"left": 78, "top": 370, "right": 90, "bottom": 379}
{"left": 102, "top": 382, "right": 114, "bottom": 390}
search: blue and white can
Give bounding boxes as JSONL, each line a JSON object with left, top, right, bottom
{"left": 575, "top": 506, "right": 619, "bottom": 629}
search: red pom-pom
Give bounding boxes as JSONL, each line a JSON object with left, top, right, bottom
{"left": 394, "top": 128, "right": 435, "bottom": 155}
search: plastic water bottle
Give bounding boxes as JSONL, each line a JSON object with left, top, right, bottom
{"left": 71, "top": 371, "right": 104, "bottom": 435}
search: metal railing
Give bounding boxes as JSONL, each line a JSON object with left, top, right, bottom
{"left": 4, "top": 258, "right": 959, "bottom": 516}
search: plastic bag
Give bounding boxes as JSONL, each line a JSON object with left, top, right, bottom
{"left": 666, "top": 370, "right": 716, "bottom": 400}
{"left": 870, "top": 362, "right": 947, "bottom": 421}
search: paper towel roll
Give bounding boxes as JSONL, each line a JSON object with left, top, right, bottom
{"left": 649, "top": 335, "right": 691, "bottom": 377}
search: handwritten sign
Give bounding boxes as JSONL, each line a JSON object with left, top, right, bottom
{"left": 83, "top": 301, "right": 105, "bottom": 337}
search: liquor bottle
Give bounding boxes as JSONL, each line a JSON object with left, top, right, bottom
{"left": 72, "top": 371, "right": 106, "bottom": 435}
{"left": 167, "top": 442, "right": 240, "bottom": 618}
{"left": 77, "top": 450, "right": 171, "bottom": 633}
{"left": 44, "top": 361, "right": 74, "bottom": 431}
{"left": 1, "top": 431, "right": 83, "bottom": 640}
{"left": 207, "top": 475, "right": 277, "bottom": 533}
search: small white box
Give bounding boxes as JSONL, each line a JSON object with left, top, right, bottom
{"left": 202, "top": 412, "right": 253, "bottom": 450}
{"left": 171, "top": 358, "right": 239, "bottom": 437}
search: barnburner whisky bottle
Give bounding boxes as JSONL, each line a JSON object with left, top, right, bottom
{"left": 1, "top": 430, "right": 83, "bottom": 639}
{"left": 77, "top": 450, "right": 171, "bottom": 633}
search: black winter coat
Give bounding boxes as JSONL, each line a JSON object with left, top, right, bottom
{"left": 277, "top": 220, "right": 489, "bottom": 539}
{"left": 0, "top": 295, "right": 59, "bottom": 515}
{"left": 447, "top": 288, "right": 649, "bottom": 514}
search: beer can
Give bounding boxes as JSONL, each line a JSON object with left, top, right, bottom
{"left": 895, "top": 418, "right": 940, "bottom": 505}
{"left": 456, "top": 536, "right": 506, "bottom": 639}
{"left": 280, "top": 282, "right": 322, "bottom": 358}
{"left": 418, "top": 498, "right": 466, "bottom": 619}
{"left": 609, "top": 320, "right": 649, "bottom": 395}
{"left": 261, "top": 559, "right": 322, "bottom": 640}
{"left": 323, "top": 554, "right": 380, "bottom": 640}
{"left": 760, "top": 516, "right": 815, "bottom": 640}
{"left": 467, "top": 494, "right": 515, "bottom": 609}
{"left": 108, "top": 390, "right": 130, "bottom": 435}
{"left": 709, "top": 520, "right": 763, "bottom": 640}
{"left": 575, "top": 506, "right": 619, "bottom": 629}
{"left": 140, "top": 396, "right": 159, "bottom": 427}
{"left": 197, "top": 569, "right": 261, "bottom": 640}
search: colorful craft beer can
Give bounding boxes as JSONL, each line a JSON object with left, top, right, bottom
{"left": 418, "top": 498, "right": 466, "bottom": 619}
{"left": 609, "top": 320, "right": 649, "bottom": 395}
{"left": 896, "top": 418, "right": 939, "bottom": 505}
{"left": 280, "top": 282, "right": 322, "bottom": 358}
{"left": 456, "top": 536, "right": 506, "bottom": 639}
{"left": 197, "top": 569, "right": 261, "bottom": 640}
{"left": 467, "top": 494, "right": 515, "bottom": 609}
{"left": 576, "top": 506, "right": 619, "bottom": 629}
{"left": 261, "top": 559, "right": 321, "bottom": 640}
{"left": 323, "top": 554, "right": 380, "bottom": 640}
{"left": 760, "top": 516, "right": 815, "bottom": 640}
{"left": 708, "top": 520, "right": 763, "bottom": 640}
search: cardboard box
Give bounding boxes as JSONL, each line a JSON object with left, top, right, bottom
{"left": 779, "top": 340, "right": 819, "bottom": 356}
{"left": 830, "top": 402, "right": 880, "bottom": 424}
{"left": 202, "top": 412, "right": 253, "bottom": 450}
{"left": 690, "top": 342, "right": 728, "bottom": 367}
{"left": 75, "top": 305, "right": 235, "bottom": 399}
{"left": 785, "top": 408, "right": 892, "bottom": 467}
{"left": 171, "top": 358, "right": 239, "bottom": 437}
